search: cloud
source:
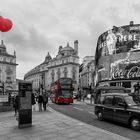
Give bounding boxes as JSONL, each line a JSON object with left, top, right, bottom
{"left": 0, "top": 0, "right": 140, "bottom": 79}
{"left": 3, "top": 22, "right": 54, "bottom": 79}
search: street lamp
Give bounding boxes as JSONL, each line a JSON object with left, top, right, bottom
{"left": 40, "top": 73, "right": 45, "bottom": 94}
{"left": 0, "top": 81, "right": 5, "bottom": 95}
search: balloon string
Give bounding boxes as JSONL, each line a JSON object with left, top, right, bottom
{"left": 0, "top": 32, "right": 3, "bottom": 42}
{"left": 0, "top": 32, "right": 1, "bottom": 41}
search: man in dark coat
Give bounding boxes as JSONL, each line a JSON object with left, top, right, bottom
{"left": 42, "top": 92, "right": 48, "bottom": 111}
{"left": 32, "top": 93, "right": 36, "bottom": 111}
{"left": 37, "top": 93, "right": 43, "bottom": 111}
{"left": 13, "top": 94, "right": 19, "bottom": 116}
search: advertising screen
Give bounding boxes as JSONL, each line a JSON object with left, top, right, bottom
{"left": 94, "top": 23, "right": 140, "bottom": 87}
{"left": 95, "top": 24, "right": 140, "bottom": 64}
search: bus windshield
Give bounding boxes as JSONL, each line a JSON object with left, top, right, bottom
{"left": 60, "top": 78, "right": 72, "bottom": 85}
{"left": 61, "top": 90, "right": 72, "bottom": 98}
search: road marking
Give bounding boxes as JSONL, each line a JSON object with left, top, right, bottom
{"left": 88, "top": 111, "right": 95, "bottom": 115}
{"left": 47, "top": 106, "right": 55, "bottom": 112}
{"left": 73, "top": 107, "right": 83, "bottom": 111}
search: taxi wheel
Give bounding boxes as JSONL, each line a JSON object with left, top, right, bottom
{"left": 130, "top": 118, "right": 140, "bottom": 131}
{"left": 97, "top": 112, "right": 103, "bottom": 121}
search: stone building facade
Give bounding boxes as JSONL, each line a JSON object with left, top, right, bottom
{"left": 0, "top": 40, "right": 18, "bottom": 95}
{"left": 79, "top": 56, "right": 95, "bottom": 92}
{"left": 24, "top": 40, "right": 79, "bottom": 92}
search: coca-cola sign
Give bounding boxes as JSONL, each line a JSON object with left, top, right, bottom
{"left": 112, "top": 68, "right": 124, "bottom": 79}
{"left": 111, "top": 61, "right": 140, "bottom": 80}
{"left": 127, "top": 66, "right": 140, "bottom": 78}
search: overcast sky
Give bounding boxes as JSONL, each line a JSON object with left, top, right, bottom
{"left": 0, "top": 0, "right": 140, "bottom": 79}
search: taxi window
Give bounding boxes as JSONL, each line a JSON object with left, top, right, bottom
{"left": 114, "top": 96, "right": 125, "bottom": 107}
{"left": 103, "top": 96, "right": 113, "bottom": 106}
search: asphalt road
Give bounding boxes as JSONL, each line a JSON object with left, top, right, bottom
{"left": 49, "top": 100, "right": 140, "bottom": 140}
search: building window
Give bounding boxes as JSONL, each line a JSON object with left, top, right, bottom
{"left": 72, "top": 73, "right": 75, "bottom": 81}
{"left": 63, "top": 67, "right": 68, "bottom": 78}
{"left": 51, "top": 70, "right": 55, "bottom": 83}
{"left": 57, "top": 68, "right": 61, "bottom": 79}
{"left": 66, "top": 58, "right": 68, "bottom": 63}
{"left": 6, "top": 77, "right": 12, "bottom": 83}
{"left": 52, "top": 76, "right": 54, "bottom": 83}
{"left": 72, "top": 67, "right": 76, "bottom": 81}
{"left": 62, "top": 60, "right": 64, "bottom": 64}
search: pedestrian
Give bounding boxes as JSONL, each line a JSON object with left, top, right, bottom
{"left": 42, "top": 91, "right": 48, "bottom": 111}
{"left": 83, "top": 94, "right": 86, "bottom": 102}
{"left": 32, "top": 92, "right": 36, "bottom": 111}
{"left": 8, "top": 93, "right": 11, "bottom": 106}
{"left": 90, "top": 93, "right": 94, "bottom": 104}
{"left": 37, "top": 93, "right": 43, "bottom": 111}
{"left": 78, "top": 90, "right": 81, "bottom": 101}
{"left": 13, "top": 94, "right": 19, "bottom": 116}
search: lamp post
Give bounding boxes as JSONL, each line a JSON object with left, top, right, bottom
{"left": 40, "top": 73, "right": 45, "bottom": 94}
{"left": 0, "top": 81, "right": 5, "bottom": 95}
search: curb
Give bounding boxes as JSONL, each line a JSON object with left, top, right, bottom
{"left": 47, "top": 106, "right": 130, "bottom": 140}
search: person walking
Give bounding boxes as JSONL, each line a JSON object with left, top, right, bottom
{"left": 8, "top": 93, "right": 11, "bottom": 106}
{"left": 83, "top": 94, "right": 86, "bottom": 102}
{"left": 13, "top": 94, "right": 19, "bottom": 116}
{"left": 32, "top": 92, "right": 36, "bottom": 111}
{"left": 42, "top": 91, "right": 48, "bottom": 111}
{"left": 37, "top": 93, "right": 43, "bottom": 111}
{"left": 78, "top": 90, "right": 82, "bottom": 101}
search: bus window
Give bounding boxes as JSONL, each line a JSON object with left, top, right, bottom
{"left": 61, "top": 90, "right": 72, "bottom": 98}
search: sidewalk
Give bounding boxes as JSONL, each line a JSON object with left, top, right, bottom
{"left": 0, "top": 105, "right": 130, "bottom": 140}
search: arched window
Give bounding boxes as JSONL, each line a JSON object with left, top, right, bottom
{"left": 63, "top": 67, "right": 68, "bottom": 78}
{"left": 51, "top": 70, "right": 55, "bottom": 83}
{"left": 57, "top": 68, "right": 61, "bottom": 79}
{"left": 72, "top": 67, "right": 76, "bottom": 81}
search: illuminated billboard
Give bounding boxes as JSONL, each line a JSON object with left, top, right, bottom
{"left": 95, "top": 23, "right": 140, "bottom": 87}
{"left": 95, "top": 24, "right": 140, "bottom": 65}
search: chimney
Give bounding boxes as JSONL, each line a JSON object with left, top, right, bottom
{"left": 74, "top": 40, "right": 78, "bottom": 56}
{"left": 130, "top": 21, "right": 134, "bottom": 26}
{"left": 59, "top": 46, "right": 62, "bottom": 52}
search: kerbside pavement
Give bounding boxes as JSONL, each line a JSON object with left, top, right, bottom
{"left": 0, "top": 105, "right": 130, "bottom": 140}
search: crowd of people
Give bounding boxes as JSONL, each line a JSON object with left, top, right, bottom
{"left": 37, "top": 91, "right": 48, "bottom": 111}
{"left": 12, "top": 90, "right": 49, "bottom": 116}
{"left": 75, "top": 89, "right": 94, "bottom": 104}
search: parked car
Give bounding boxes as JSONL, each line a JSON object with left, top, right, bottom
{"left": 94, "top": 86, "right": 126, "bottom": 104}
{"left": 94, "top": 93, "right": 140, "bottom": 131}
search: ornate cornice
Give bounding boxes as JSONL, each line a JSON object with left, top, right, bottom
{"left": 0, "top": 61, "right": 18, "bottom": 66}
{"left": 48, "top": 62, "right": 79, "bottom": 69}
{"left": 24, "top": 69, "right": 48, "bottom": 79}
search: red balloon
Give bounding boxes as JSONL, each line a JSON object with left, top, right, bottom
{"left": 0, "top": 16, "right": 13, "bottom": 32}
{"left": 0, "top": 16, "right": 4, "bottom": 31}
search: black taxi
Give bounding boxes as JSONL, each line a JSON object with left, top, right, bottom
{"left": 94, "top": 93, "right": 140, "bottom": 131}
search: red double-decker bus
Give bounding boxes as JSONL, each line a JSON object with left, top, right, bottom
{"left": 50, "top": 78, "right": 74, "bottom": 104}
